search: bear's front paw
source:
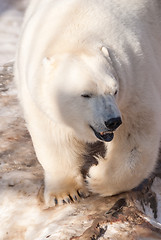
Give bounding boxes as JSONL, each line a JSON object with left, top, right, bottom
{"left": 87, "top": 161, "right": 115, "bottom": 197}
{"left": 43, "top": 174, "right": 89, "bottom": 208}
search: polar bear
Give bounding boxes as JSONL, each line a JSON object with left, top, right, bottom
{"left": 15, "top": 0, "right": 161, "bottom": 207}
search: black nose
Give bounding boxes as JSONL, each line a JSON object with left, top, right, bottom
{"left": 105, "top": 117, "right": 122, "bottom": 131}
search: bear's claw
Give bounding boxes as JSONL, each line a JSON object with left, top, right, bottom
{"left": 44, "top": 186, "right": 89, "bottom": 208}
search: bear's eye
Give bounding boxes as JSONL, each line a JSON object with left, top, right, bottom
{"left": 114, "top": 90, "right": 118, "bottom": 96}
{"left": 81, "top": 94, "right": 92, "bottom": 98}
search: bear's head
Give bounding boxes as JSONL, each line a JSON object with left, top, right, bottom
{"left": 34, "top": 48, "right": 122, "bottom": 143}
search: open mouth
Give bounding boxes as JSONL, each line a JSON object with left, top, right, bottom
{"left": 90, "top": 126, "right": 114, "bottom": 142}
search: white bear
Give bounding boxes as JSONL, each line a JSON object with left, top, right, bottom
{"left": 15, "top": 0, "right": 161, "bottom": 207}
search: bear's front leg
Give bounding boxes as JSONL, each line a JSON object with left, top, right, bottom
{"left": 31, "top": 125, "right": 88, "bottom": 207}
{"left": 44, "top": 167, "right": 88, "bottom": 207}
{"left": 25, "top": 103, "right": 88, "bottom": 207}
{"left": 87, "top": 122, "right": 160, "bottom": 197}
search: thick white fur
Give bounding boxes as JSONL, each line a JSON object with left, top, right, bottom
{"left": 15, "top": 0, "right": 161, "bottom": 207}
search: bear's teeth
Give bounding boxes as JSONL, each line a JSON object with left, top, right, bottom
{"left": 100, "top": 131, "right": 113, "bottom": 136}
{"left": 100, "top": 131, "right": 107, "bottom": 136}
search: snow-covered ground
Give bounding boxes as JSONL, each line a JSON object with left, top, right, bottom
{"left": 1, "top": 1, "right": 161, "bottom": 239}
{"left": 0, "top": 0, "right": 28, "bottom": 64}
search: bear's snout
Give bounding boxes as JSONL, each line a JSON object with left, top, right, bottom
{"left": 105, "top": 117, "right": 122, "bottom": 131}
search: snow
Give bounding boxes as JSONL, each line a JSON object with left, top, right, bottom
{"left": 0, "top": 0, "right": 25, "bottom": 64}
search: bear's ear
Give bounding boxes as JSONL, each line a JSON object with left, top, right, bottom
{"left": 101, "top": 46, "right": 114, "bottom": 66}
{"left": 101, "top": 46, "right": 110, "bottom": 58}
{"left": 42, "top": 56, "right": 55, "bottom": 66}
